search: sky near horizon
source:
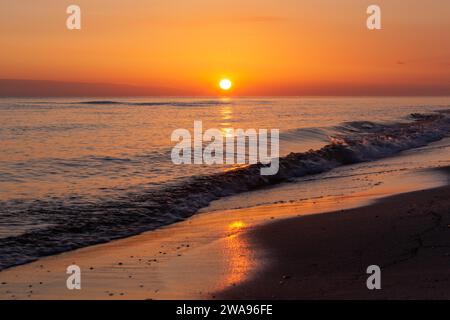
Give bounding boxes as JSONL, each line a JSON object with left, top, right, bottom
{"left": 1, "top": 0, "right": 450, "bottom": 96}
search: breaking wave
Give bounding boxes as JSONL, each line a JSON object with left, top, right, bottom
{"left": 1, "top": 110, "right": 450, "bottom": 270}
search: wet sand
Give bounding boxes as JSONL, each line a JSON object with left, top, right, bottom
{"left": 0, "top": 168, "right": 449, "bottom": 300}
{"left": 0, "top": 193, "right": 375, "bottom": 300}
{"left": 219, "top": 173, "right": 450, "bottom": 299}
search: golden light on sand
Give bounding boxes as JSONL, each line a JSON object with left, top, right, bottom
{"left": 219, "top": 79, "right": 232, "bottom": 91}
{"left": 222, "top": 220, "right": 252, "bottom": 287}
{"left": 229, "top": 221, "right": 246, "bottom": 230}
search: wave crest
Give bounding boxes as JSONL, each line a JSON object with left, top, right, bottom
{"left": 1, "top": 111, "right": 450, "bottom": 270}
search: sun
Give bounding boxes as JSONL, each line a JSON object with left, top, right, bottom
{"left": 219, "top": 79, "right": 232, "bottom": 91}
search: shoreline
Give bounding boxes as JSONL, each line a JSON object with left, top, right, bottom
{"left": 0, "top": 192, "right": 375, "bottom": 300}
{"left": 2, "top": 108, "right": 450, "bottom": 271}
{"left": 0, "top": 167, "right": 449, "bottom": 299}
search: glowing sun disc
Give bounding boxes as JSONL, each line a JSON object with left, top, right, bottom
{"left": 219, "top": 79, "right": 232, "bottom": 91}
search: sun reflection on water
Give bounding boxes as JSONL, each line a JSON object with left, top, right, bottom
{"left": 220, "top": 106, "right": 234, "bottom": 138}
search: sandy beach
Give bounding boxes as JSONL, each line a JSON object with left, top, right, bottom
{"left": 0, "top": 166, "right": 449, "bottom": 300}
{"left": 220, "top": 182, "right": 450, "bottom": 299}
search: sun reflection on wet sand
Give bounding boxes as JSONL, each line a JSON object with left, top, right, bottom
{"left": 229, "top": 221, "right": 246, "bottom": 230}
{"left": 221, "top": 221, "right": 254, "bottom": 288}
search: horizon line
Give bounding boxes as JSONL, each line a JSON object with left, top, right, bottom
{"left": 1, "top": 79, "right": 450, "bottom": 98}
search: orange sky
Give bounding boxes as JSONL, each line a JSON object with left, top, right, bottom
{"left": 1, "top": 0, "right": 450, "bottom": 96}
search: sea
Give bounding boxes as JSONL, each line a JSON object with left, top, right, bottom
{"left": 1, "top": 96, "right": 450, "bottom": 269}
